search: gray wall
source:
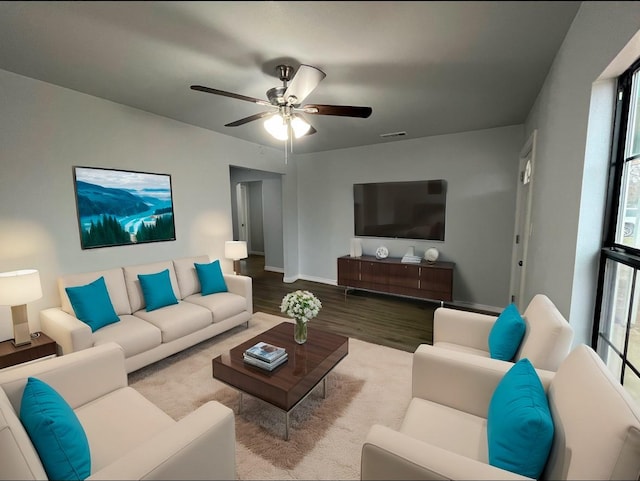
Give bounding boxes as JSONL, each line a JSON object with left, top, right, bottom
{"left": 523, "top": 1, "right": 640, "bottom": 345}
{"left": 295, "top": 125, "right": 523, "bottom": 307}
{"left": 229, "top": 167, "right": 285, "bottom": 272}
{"left": 0, "top": 69, "right": 289, "bottom": 337}
{"left": 2, "top": 2, "right": 640, "bottom": 344}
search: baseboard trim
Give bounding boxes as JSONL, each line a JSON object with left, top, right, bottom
{"left": 297, "top": 274, "right": 337, "bottom": 286}
{"left": 264, "top": 266, "right": 284, "bottom": 273}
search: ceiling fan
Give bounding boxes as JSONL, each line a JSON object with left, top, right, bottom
{"left": 190, "top": 64, "right": 372, "bottom": 141}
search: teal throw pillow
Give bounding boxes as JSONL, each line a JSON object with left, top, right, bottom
{"left": 488, "top": 303, "right": 526, "bottom": 361}
{"left": 138, "top": 269, "right": 178, "bottom": 311}
{"left": 195, "top": 260, "right": 228, "bottom": 295}
{"left": 487, "top": 359, "right": 554, "bottom": 479}
{"left": 65, "top": 276, "right": 119, "bottom": 332}
{"left": 20, "top": 377, "right": 91, "bottom": 480}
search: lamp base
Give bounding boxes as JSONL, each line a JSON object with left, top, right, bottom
{"left": 233, "top": 259, "right": 241, "bottom": 276}
{"left": 11, "top": 304, "right": 32, "bottom": 347}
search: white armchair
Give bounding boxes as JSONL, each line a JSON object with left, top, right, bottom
{"left": 0, "top": 342, "right": 236, "bottom": 480}
{"left": 433, "top": 294, "right": 574, "bottom": 371}
{"left": 361, "top": 344, "right": 640, "bottom": 480}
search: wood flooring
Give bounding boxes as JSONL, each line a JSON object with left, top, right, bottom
{"left": 241, "top": 255, "right": 436, "bottom": 353}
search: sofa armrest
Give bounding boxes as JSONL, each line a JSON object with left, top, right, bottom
{"left": 224, "top": 274, "right": 253, "bottom": 314}
{"left": 88, "top": 401, "right": 235, "bottom": 480}
{"left": 433, "top": 308, "right": 496, "bottom": 351}
{"left": 362, "top": 424, "right": 533, "bottom": 480}
{"left": 412, "top": 345, "right": 554, "bottom": 418}
{"left": 0, "top": 343, "right": 127, "bottom": 411}
{"left": 40, "top": 307, "right": 93, "bottom": 355}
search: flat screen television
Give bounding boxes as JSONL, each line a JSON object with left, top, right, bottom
{"left": 354, "top": 179, "right": 446, "bottom": 241}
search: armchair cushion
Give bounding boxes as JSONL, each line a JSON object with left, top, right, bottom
{"left": 488, "top": 303, "right": 525, "bottom": 361}
{"left": 20, "top": 377, "right": 91, "bottom": 480}
{"left": 487, "top": 359, "right": 553, "bottom": 479}
{"left": 138, "top": 269, "right": 179, "bottom": 312}
{"left": 65, "top": 276, "right": 119, "bottom": 332}
{"left": 195, "top": 260, "right": 228, "bottom": 295}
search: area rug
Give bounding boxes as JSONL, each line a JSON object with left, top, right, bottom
{"left": 128, "top": 312, "right": 413, "bottom": 480}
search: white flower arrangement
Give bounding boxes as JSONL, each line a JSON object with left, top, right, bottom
{"left": 280, "top": 290, "right": 322, "bottom": 322}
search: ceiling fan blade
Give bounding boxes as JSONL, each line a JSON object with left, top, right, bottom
{"left": 225, "top": 111, "right": 275, "bottom": 127}
{"left": 190, "top": 85, "right": 272, "bottom": 107}
{"left": 301, "top": 104, "right": 373, "bottom": 118}
{"left": 283, "top": 65, "right": 326, "bottom": 105}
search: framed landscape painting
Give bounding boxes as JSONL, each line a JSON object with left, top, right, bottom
{"left": 73, "top": 166, "right": 176, "bottom": 249}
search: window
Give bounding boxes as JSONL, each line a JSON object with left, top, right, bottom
{"left": 594, "top": 58, "right": 640, "bottom": 404}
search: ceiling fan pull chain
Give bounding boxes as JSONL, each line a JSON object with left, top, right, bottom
{"left": 284, "top": 137, "right": 288, "bottom": 164}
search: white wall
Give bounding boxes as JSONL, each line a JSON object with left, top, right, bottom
{"left": 0, "top": 68, "right": 288, "bottom": 337}
{"left": 523, "top": 1, "right": 640, "bottom": 345}
{"left": 294, "top": 125, "right": 524, "bottom": 306}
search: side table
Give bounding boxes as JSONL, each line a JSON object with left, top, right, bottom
{"left": 0, "top": 332, "right": 57, "bottom": 369}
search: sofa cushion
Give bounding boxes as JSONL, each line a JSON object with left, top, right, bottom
{"left": 401, "top": 397, "right": 488, "bottom": 462}
{"left": 173, "top": 255, "right": 209, "bottom": 298}
{"left": 65, "top": 276, "right": 120, "bottom": 332}
{"left": 59, "top": 268, "right": 131, "bottom": 316}
{"left": 516, "top": 294, "right": 574, "bottom": 370}
{"left": 20, "top": 377, "right": 91, "bottom": 481}
{"left": 134, "top": 302, "right": 212, "bottom": 343}
{"left": 138, "top": 269, "right": 179, "bottom": 311}
{"left": 92, "top": 314, "right": 162, "bottom": 358}
{"left": 544, "top": 345, "right": 640, "bottom": 480}
{"left": 488, "top": 303, "right": 525, "bottom": 361}
{"left": 75, "top": 386, "right": 174, "bottom": 473}
{"left": 195, "top": 260, "right": 228, "bottom": 295}
{"left": 124, "top": 261, "right": 181, "bottom": 312}
{"left": 184, "top": 292, "right": 248, "bottom": 323}
{"left": 0, "top": 389, "right": 47, "bottom": 480}
{"left": 487, "top": 358, "right": 553, "bottom": 479}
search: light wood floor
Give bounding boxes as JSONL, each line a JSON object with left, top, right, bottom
{"left": 240, "top": 255, "right": 437, "bottom": 353}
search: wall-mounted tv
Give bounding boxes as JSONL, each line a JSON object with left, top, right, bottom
{"left": 354, "top": 180, "right": 446, "bottom": 241}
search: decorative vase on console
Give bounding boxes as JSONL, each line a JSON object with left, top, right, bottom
{"left": 280, "top": 290, "right": 322, "bottom": 344}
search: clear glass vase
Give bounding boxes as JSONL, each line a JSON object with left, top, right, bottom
{"left": 294, "top": 317, "right": 308, "bottom": 344}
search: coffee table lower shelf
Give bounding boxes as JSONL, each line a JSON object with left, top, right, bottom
{"left": 212, "top": 322, "right": 349, "bottom": 440}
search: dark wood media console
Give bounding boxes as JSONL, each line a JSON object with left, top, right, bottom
{"left": 337, "top": 255, "right": 454, "bottom": 302}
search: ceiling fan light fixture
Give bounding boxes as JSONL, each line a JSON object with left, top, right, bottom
{"left": 264, "top": 114, "right": 288, "bottom": 140}
{"left": 291, "top": 116, "right": 311, "bottom": 138}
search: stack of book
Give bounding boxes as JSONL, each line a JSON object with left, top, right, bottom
{"left": 243, "top": 341, "right": 288, "bottom": 371}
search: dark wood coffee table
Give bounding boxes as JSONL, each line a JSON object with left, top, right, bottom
{"left": 212, "top": 322, "right": 349, "bottom": 440}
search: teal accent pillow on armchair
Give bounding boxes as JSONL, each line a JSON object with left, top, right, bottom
{"left": 20, "top": 377, "right": 91, "bottom": 480}
{"left": 65, "top": 276, "right": 119, "bottom": 332}
{"left": 138, "top": 269, "right": 179, "bottom": 311}
{"left": 195, "top": 260, "right": 228, "bottom": 295}
{"left": 487, "top": 358, "right": 554, "bottom": 478}
{"left": 488, "top": 303, "right": 526, "bottom": 361}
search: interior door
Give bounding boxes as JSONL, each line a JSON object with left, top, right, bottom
{"left": 510, "top": 130, "right": 537, "bottom": 310}
{"left": 236, "top": 182, "right": 250, "bottom": 245}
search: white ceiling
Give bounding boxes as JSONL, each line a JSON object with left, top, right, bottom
{"left": 0, "top": 1, "right": 582, "bottom": 153}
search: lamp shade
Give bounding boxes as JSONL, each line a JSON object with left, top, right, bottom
{"left": 0, "top": 269, "right": 43, "bottom": 306}
{"left": 264, "top": 114, "right": 289, "bottom": 141}
{"left": 225, "top": 241, "right": 248, "bottom": 260}
{"left": 291, "top": 115, "right": 311, "bottom": 138}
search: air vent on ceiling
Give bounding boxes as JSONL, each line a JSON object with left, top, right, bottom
{"left": 380, "top": 131, "right": 407, "bottom": 138}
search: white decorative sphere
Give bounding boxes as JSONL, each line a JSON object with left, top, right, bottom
{"left": 425, "top": 247, "right": 439, "bottom": 263}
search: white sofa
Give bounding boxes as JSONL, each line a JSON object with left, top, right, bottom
{"left": 0, "top": 342, "right": 235, "bottom": 480}
{"left": 361, "top": 344, "right": 640, "bottom": 480}
{"left": 432, "top": 294, "right": 574, "bottom": 371}
{"left": 40, "top": 255, "right": 252, "bottom": 373}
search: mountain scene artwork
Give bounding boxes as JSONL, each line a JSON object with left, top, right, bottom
{"left": 73, "top": 166, "right": 175, "bottom": 249}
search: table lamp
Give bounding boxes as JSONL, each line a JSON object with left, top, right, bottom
{"left": 225, "top": 241, "right": 248, "bottom": 275}
{"left": 0, "top": 269, "right": 42, "bottom": 346}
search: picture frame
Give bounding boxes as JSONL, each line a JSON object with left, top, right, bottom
{"left": 73, "top": 166, "right": 176, "bottom": 249}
